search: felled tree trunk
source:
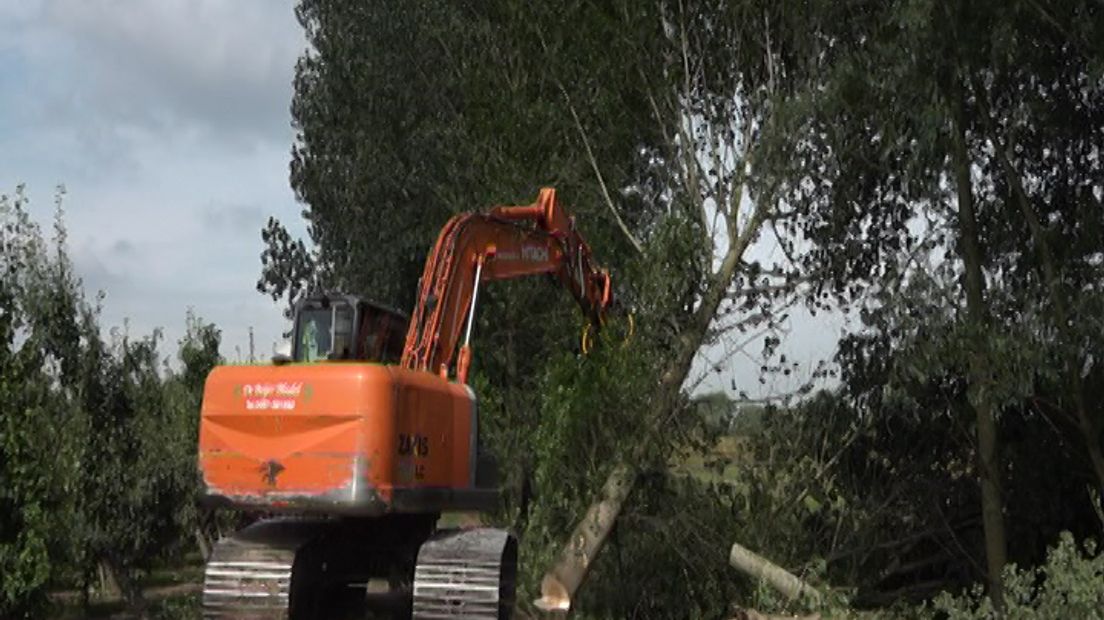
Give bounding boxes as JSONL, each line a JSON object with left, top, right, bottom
{"left": 727, "top": 542, "right": 822, "bottom": 604}
{"left": 535, "top": 464, "right": 634, "bottom": 612}
{"left": 534, "top": 201, "right": 768, "bottom": 613}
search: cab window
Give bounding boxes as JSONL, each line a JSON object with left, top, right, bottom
{"left": 292, "top": 297, "right": 408, "bottom": 363}
{"left": 356, "top": 305, "right": 407, "bottom": 363}
{"left": 332, "top": 304, "right": 355, "bottom": 359}
{"left": 296, "top": 308, "right": 332, "bottom": 362}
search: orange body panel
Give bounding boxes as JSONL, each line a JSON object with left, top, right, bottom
{"left": 198, "top": 363, "right": 481, "bottom": 516}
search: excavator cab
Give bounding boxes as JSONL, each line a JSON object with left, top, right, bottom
{"left": 290, "top": 292, "right": 407, "bottom": 363}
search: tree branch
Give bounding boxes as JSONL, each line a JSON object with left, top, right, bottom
{"left": 538, "top": 33, "right": 644, "bottom": 255}
{"left": 559, "top": 83, "right": 644, "bottom": 255}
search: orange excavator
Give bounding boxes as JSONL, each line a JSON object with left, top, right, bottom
{"left": 197, "top": 188, "right": 614, "bottom": 619}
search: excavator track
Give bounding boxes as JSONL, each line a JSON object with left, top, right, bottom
{"left": 412, "top": 529, "right": 517, "bottom": 619}
{"left": 202, "top": 518, "right": 322, "bottom": 619}
{"left": 202, "top": 517, "right": 514, "bottom": 619}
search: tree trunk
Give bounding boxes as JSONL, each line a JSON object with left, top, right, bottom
{"left": 534, "top": 200, "right": 769, "bottom": 612}
{"left": 97, "top": 560, "right": 120, "bottom": 600}
{"left": 728, "top": 542, "right": 822, "bottom": 604}
{"left": 950, "top": 87, "right": 1007, "bottom": 609}
{"left": 1074, "top": 397, "right": 1104, "bottom": 496}
{"left": 981, "top": 109, "right": 1104, "bottom": 498}
{"left": 195, "top": 525, "right": 211, "bottom": 561}
{"left": 536, "top": 463, "right": 635, "bottom": 613}
{"left": 105, "top": 558, "right": 148, "bottom": 618}
{"left": 81, "top": 567, "right": 92, "bottom": 615}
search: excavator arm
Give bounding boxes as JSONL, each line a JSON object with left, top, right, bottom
{"left": 401, "top": 188, "right": 614, "bottom": 383}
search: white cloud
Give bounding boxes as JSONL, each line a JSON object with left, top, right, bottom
{"left": 0, "top": 1, "right": 308, "bottom": 364}
{"left": 41, "top": 0, "right": 303, "bottom": 142}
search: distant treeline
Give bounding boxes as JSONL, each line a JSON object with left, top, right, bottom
{"left": 1, "top": 187, "right": 220, "bottom": 617}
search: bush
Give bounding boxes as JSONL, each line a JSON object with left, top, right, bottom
{"left": 927, "top": 532, "right": 1104, "bottom": 619}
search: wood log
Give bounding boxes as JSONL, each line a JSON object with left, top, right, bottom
{"left": 728, "top": 542, "right": 822, "bottom": 604}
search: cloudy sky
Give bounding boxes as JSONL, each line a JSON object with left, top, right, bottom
{"left": 0, "top": 0, "right": 843, "bottom": 397}
{"left": 1, "top": 0, "right": 306, "bottom": 361}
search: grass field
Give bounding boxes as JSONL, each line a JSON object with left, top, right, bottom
{"left": 49, "top": 561, "right": 203, "bottom": 619}
{"left": 670, "top": 434, "right": 752, "bottom": 483}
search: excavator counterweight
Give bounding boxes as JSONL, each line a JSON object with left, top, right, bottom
{"left": 197, "top": 189, "right": 614, "bottom": 619}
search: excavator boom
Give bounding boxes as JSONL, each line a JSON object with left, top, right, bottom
{"left": 402, "top": 187, "right": 612, "bottom": 382}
